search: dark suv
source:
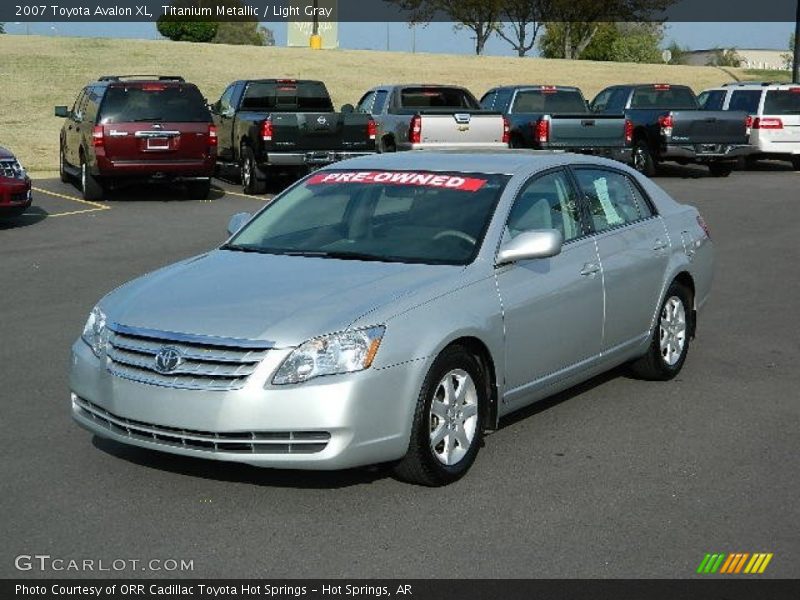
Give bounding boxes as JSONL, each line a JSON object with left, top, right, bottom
{"left": 55, "top": 76, "right": 217, "bottom": 200}
{"left": 0, "top": 146, "right": 32, "bottom": 218}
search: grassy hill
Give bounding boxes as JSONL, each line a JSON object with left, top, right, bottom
{"left": 0, "top": 35, "right": 755, "bottom": 173}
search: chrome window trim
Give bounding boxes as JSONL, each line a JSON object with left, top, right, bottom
{"left": 108, "top": 322, "right": 275, "bottom": 350}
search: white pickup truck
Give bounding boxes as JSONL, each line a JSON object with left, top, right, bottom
{"left": 356, "top": 84, "right": 509, "bottom": 152}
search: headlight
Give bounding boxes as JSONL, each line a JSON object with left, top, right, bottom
{"left": 81, "top": 306, "right": 109, "bottom": 358}
{"left": 272, "top": 326, "right": 385, "bottom": 385}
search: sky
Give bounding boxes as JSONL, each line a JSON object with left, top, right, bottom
{"left": 3, "top": 22, "right": 795, "bottom": 55}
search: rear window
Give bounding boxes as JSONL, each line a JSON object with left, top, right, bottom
{"left": 728, "top": 90, "right": 762, "bottom": 113}
{"left": 631, "top": 86, "right": 698, "bottom": 110}
{"left": 98, "top": 84, "right": 210, "bottom": 124}
{"left": 400, "top": 87, "right": 479, "bottom": 110}
{"left": 511, "top": 89, "right": 587, "bottom": 113}
{"left": 763, "top": 89, "right": 800, "bottom": 115}
{"left": 241, "top": 81, "right": 334, "bottom": 112}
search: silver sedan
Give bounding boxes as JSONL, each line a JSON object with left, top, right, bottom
{"left": 70, "top": 151, "right": 713, "bottom": 486}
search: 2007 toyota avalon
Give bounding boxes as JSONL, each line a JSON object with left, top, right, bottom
{"left": 70, "top": 151, "right": 713, "bottom": 486}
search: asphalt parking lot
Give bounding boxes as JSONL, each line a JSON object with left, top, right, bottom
{"left": 1, "top": 163, "right": 798, "bottom": 579}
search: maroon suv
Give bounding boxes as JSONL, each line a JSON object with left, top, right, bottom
{"left": 55, "top": 76, "right": 217, "bottom": 200}
{"left": 0, "top": 146, "right": 32, "bottom": 218}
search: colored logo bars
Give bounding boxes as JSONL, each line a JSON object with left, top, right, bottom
{"left": 697, "top": 552, "right": 773, "bottom": 574}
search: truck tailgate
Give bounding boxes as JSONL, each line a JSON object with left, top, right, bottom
{"left": 549, "top": 115, "right": 626, "bottom": 148}
{"left": 671, "top": 110, "right": 749, "bottom": 145}
{"left": 271, "top": 113, "right": 372, "bottom": 151}
{"left": 418, "top": 113, "right": 505, "bottom": 145}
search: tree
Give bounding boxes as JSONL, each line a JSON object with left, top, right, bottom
{"left": 665, "top": 40, "right": 689, "bottom": 65}
{"left": 157, "top": 19, "right": 218, "bottom": 43}
{"left": 388, "top": 0, "right": 504, "bottom": 55}
{"left": 0, "top": 23, "right": 5, "bottom": 34}
{"left": 495, "top": 0, "right": 548, "bottom": 57}
{"left": 705, "top": 48, "right": 742, "bottom": 68}
{"left": 212, "top": 22, "right": 275, "bottom": 46}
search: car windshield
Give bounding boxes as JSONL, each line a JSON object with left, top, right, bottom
{"left": 763, "top": 89, "right": 800, "bottom": 115}
{"left": 99, "top": 85, "right": 210, "bottom": 123}
{"left": 225, "top": 170, "right": 510, "bottom": 265}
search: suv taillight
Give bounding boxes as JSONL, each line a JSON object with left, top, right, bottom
{"left": 208, "top": 124, "right": 218, "bottom": 147}
{"left": 92, "top": 125, "right": 104, "bottom": 148}
{"left": 367, "top": 118, "right": 377, "bottom": 141}
{"left": 534, "top": 118, "right": 549, "bottom": 143}
{"left": 261, "top": 119, "right": 273, "bottom": 142}
{"left": 624, "top": 119, "right": 634, "bottom": 145}
{"left": 753, "top": 117, "right": 783, "bottom": 130}
{"left": 502, "top": 116, "right": 510, "bottom": 144}
{"left": 745, "top": 115, "right": 753, "bottom": 130}
{"left": 658, "top": 113, "right": 674, "bottom": 137}
{"left": 409, "top": 115, "right": 422, "bottom": 145}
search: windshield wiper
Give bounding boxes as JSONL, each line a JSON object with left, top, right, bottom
{"left": 220, "top": 244, "right": 273, "bottom": 254}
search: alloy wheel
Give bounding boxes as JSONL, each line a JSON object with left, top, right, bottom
{"left": 429, "top": 369, "right": 479, "bottom": 466}
{"left": 659, "top": 296, "right": 687, "bottom": 366}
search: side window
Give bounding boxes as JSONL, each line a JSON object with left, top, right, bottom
{"left": 356, "top": 91, "right": 375, "bottom": 114}
{"left": 573, "top": 169, "right": 651, "bottom": 232}
{"left": 494, "top": 89, "right": 513, "bottom": 112}
{"left": 698, "top": 90, "right": 725, "bottom": 110}
{"left": 71, "top": 89, "right": 87, "bottom": 121}
{"left": 591, "top": 89, "right": 612, "bottom": 112}
{"left": 480, "top": 91, "right": 496, "bottom": 110}
{"left": 372, "top": 90, "right": 388, "bottom": 114}
{"left": 607, "top": 89, "right": 630, "bottom": 112}
{"left": 506, "top": 170, "right": 584, "bottom": 243}
{"left": 218, "top": 85, "right": 236, "bottom": 115}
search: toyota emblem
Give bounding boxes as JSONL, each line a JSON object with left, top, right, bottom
{"left": 154, "top": 346, "right": 183, "bottom": 373}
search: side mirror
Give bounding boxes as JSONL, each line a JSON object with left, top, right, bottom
{"left": 496, "top": 230, "right": 563, "bottom": 266}
{"left": 54, "top": 106, "right": 69, "bottom": 118}
{"left": 227, "top": 212, "right": 252, "bottom": 237}
{"left": 341, "top": 103, "right": 354, "bottom": 114}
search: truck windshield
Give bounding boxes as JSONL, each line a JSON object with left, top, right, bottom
{"left": 98, "top": 85, "right": 210, "bottom": 123}
{"left": 400, "top": 88, "right": 479, "bottom": 109}
{"left": 511, "top": 90, "right": 587, "bottom": 113}
{"left": 241, "top": 81, "right": 334, "bottom": 112}
{"left": 763, "top": 90, "right": 800, "bottom": 115}
{"left": 224, "top": 171, "right": 510, "bottom": 265}
{"left": 631, "top": 87, "right": 698, "bottom": 110}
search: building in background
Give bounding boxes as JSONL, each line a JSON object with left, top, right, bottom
{"left": 684, "top": 48, "right": 790, "bottom": 70}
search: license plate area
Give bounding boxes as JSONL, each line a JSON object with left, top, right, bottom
{"left": 697, "top": 144, "right": 722, "bottom": 154}
{"left": 146, "top": 137, "right": 171, "bottom": 150}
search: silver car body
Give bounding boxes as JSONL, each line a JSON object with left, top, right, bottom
{"left": 357, "top": 84, "right": 508, "bottom": 151}
{"left": 70, "top": 151, "right": 713, "bottom": 470}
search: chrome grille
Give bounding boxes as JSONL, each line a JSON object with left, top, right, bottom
{"left": 106, "top": 324, "right": 271, "bottom": 391}
{"left": 73, "top": 396, "right": 330, "bottom": 454}
{"left": 0, "top": 159, "right": 25, "bottom": 179}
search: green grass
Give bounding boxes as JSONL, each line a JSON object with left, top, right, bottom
{"left": 738, "top": 69, "right": 793, "bottom": 83}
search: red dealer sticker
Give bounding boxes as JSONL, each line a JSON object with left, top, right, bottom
{"left": 307, "top": 171, "right": 489, "bottom": 192}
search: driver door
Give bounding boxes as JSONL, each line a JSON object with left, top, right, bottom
{"left": 495, "top": 169, "right": 604, "bottom": 407}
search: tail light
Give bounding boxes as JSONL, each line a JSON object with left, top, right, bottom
{"left": 745, "top": 115, "right": 753, "bottom": 129}
{"left": 502, "top": 116, "right": 510, "bottom": 144}
{"left": 624, "top": 119, "right": 634, "bottom": 145}
{"left": 697, "top": 215, "right": 711, "bottom": 239}
{"left": 409, "top": 115, "right": 422, "bottom": 145}
{"left": 367, "top": 118, "right": 377, "bottom": 141}
{"left": 208, "top": 124, "right": 218, "bottom": 147}
{"left": 261, "top": 118, "right": 273, "bottom": 142}
{"left": 658, "top": 113, "right": 674, "bottom": 137}
{"left": 92, "top": 125, "right": 104, "bottom": 148}
{"left": 534, "top": 118, "right": 549, "bottom": 144}
{"left": 752, "top": 117, "right": 783, "bottom": 130}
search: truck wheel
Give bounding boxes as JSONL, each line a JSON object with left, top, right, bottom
{"left": 241, "top": 147, "right": 267, "bottom": 195}
{"left": 380, "top": 137, "right": 396, "bottom": 153}
{"left": 708, "top": 163, "right": 733, "bottom": 178}
{"left": 632, "top": 140, "right": 656, "bottom": 177}
{"left": 393, "top": 345, "right": 486, "bottom": 486}
{"left": 80, "top": 156, "right": 104, "bottom": 201}
{"left": 791, "top": 156, "right": 800, "bottom": 171}
{"left": 186, "top": 179, "right": 211, "bottom": 200}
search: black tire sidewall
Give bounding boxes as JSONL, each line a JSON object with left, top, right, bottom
{"left": 633, "top": 140, "right": 655, "bottom": 176}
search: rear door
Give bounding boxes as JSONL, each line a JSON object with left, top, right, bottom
{"left": 759, "top": 87, "right": 800, "bottom": 147}
{"left": 64, "top": 88, "right": 87, "bottom": 165}
{"left": 571, "top": 167, "right": 669, "bottom": 352}
{"left": 97, "top": 83, "right": 212, "bottom": 163}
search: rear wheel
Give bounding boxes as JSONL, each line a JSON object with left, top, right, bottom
{"left": 791, "top": 156, "right": 800, "bottom": 171}
{"left": 632, "top": 139, "right": 656, "bottom": 177}
{"left": 80, "top": 156, "right": 103, "bottom": 201}
{"left": 629, "top": 281, "right": 693, "bottom": 381}
{"left": 241, "top": 147, "right": 267, "bottom": 195}
{"left": 186, "top": 179, "right": 211, "bottom": 200}
{"left": 708, "top": 163, "right": 733, "bottom": 177}
{"left": 394, "top": 345, "right": 486, "bottom": 486}
{"left": 379, "top": 137, "right": 397, "bottom": 153}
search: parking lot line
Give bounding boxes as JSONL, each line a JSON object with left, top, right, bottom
{"left": 32, "top": 186, "right": 111, "bottom": 217}
{"left": 224, "top": 190, "right": 272, "bottom": 201}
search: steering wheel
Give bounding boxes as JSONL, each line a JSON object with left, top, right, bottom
{"left": 433, "top": 230, "right": 477, "bottom": 246}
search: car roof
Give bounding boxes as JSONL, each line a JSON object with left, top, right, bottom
{"left": 320, "top": 150, "right": 624, "bottom": 176}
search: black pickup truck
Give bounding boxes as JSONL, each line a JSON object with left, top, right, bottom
{"left": 480, "top": 85, "right": 632, "bottom": 164}
{"left": 211, "top": 79, "right": 377, "bottom": 193}
{"left": 590, "top": 83, "right": 752, "bottom": 177}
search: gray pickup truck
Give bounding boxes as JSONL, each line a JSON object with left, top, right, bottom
{"left": 480, "top": 85, "right": 632, "bottom": 164}
{"left": 356, "top": 84, "right": 508, "bottom": 152}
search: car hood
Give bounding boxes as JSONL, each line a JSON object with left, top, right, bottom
{"left": 102, "top": 249, "right": 463, "bottom": 347}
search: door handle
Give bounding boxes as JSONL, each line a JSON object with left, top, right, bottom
{"left": 580, "top": 263, "right": 601, "bottom": 277}
{"left": 653, "top": 239, "right": 668, "bottom": 251}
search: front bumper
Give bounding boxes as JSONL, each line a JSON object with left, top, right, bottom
{"left": 0, "top": 177, "right": 32, "bottom": 213}
{"left": 69, "top": 340, "right": 426, "bottom": 470}
{"left": 261, "top": 151, "right": 376, "bottom": 167}
{"left": 662, "top": 143, "right": 754, "bottom": 162}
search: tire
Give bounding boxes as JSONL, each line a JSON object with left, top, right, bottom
{"left": 791, "top": 156, "right": 800, "bottom": 171}
{"left": 708, "top": 163, "right": 733, "bottom": 178}
{"left": 186, "top": 179, "right": 211, "bottom": 200}
{"left": 59, "top": 145, "right": 70, "bottom": 183}
{"left": 393, "top": 345, "right": 486, "bottom": 486}
{"left": 380, "top": 137, "right": 396, "bottom": 153}
{"left": 632, "top": 139, "right": 657, "bottom": 177}
{"left": 629, "top": 281, "right": 694, "bottom": 381}
{"left": 241, "top": 147, "right": 267, "bottom": 195}
{"left": 80, "top": 156, "right": 103, "bottom": 201}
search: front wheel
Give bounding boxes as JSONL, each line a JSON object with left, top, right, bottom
{"left": 394, "top": 345, "right": 486, "bottom": 486}
{"left": 241, "top": 147, "right": 267, "bottom": 195}
{"left": 632, "top": 140, "right": 657, "bottom": 177}
{"left": 629, "top": 282, "right": 694, "bottom": 381}
{"left": 708, "top": 163, "right": 733, "bottom": 178}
